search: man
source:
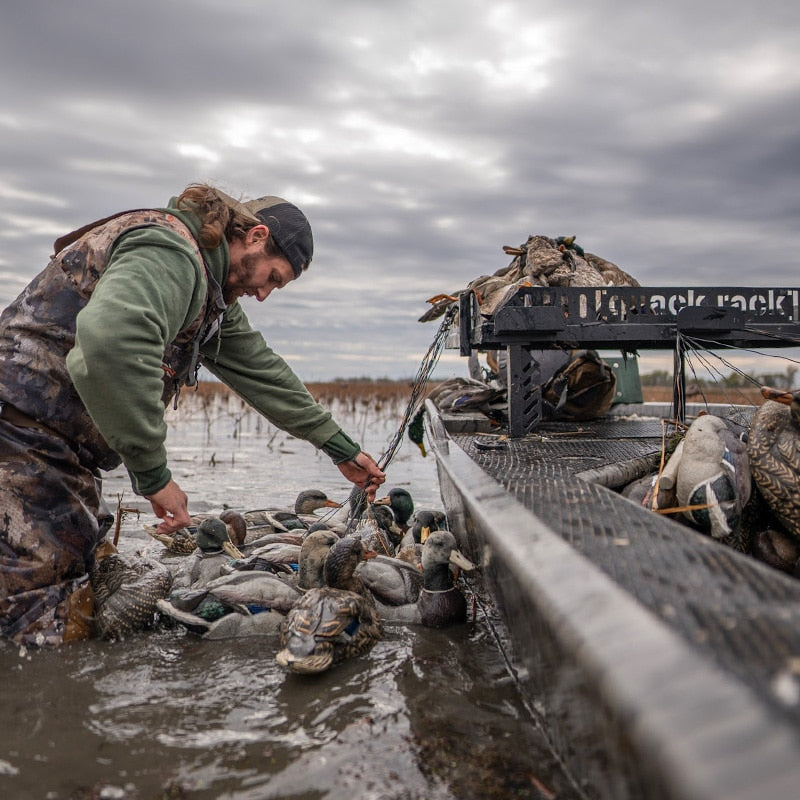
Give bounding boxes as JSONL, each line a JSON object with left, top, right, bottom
{"left": 0, "top": 183, "right": 385, "bottom": 646}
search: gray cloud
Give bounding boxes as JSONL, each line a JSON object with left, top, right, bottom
{"left": 2, "top": 0, "right": 799, "bottom": 380}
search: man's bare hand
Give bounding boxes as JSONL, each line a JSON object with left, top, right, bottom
{"left": 146, "top": 479, "right": 192, "bottom": 534}
{"left": 336, "top": 451, "right": 386, "bottom": 501}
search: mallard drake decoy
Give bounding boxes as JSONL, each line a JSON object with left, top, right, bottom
{"left": 672, "top": 414, "right": 751, "bottom": 543}
{"left": 275, "top": 537, "right": 382, "bottom": 674}
{"left": 408, "top": 406, "right": 427, "bottom": 457}
{"left": 400, "top": 509, "right": 446, "bottom": 547}
{"left": 92, "top": 551, "right": 173, "bottom": 640}
{"left": 357, "top": 553, "right": 424, "bottom": 607}
{"left": 157, "top": 568, "right": 302, "bottom": 639}
{"left": 369, "top": 530, "right": 475, "bottom": 627}
{"left": 747, "top": 387, "right": 800, "bottom": 540}
{"left": 157, "top": 530, "right": 341, "bottom": 639}
{"left": 374, "top": 487, "right": 415, "bottom": 532}
{"left": 170, "top": 518, "right": 244, "bottom": 590}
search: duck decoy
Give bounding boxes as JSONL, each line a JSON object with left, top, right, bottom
{"left": 374, "top": 488, "right": 415, "bottom": 532}
{"left": 239, "top": 489, "right": 343, "bottom": 535}
{"left": 92, "top": 551, "right": 173, "bottom": 640}
{"left": 156, "top": 530, "right": 340, "bottom": 639}
{"left": 157, "top": 569, "right": 302, "bottom": 639}
{"left": 408, "top": 407, "right": 427, "bottom": 457}
{"left": 353, "top": 504, "right": 403, "bottom": 556}
{"left": 296, "top": 529, "right": 340, "bottom": 590}
{"left": 747, "top": 387, "right": 800, "bottom": 541}
{"left": 145, "top": 526, "right": 198, "bottom": 555}
{"left": 275, "top": 537, "right": 382, "bottom": 674}
{"left": 369, "top": 530, "right": 476, "bottom": 627}
{"left": 671, "top": 413, "right": 751, "bottom": 544}
{"left": 399, "top": 509, "right": 446, "bottom": 548}
{"left": 170, "top": 518, "right": 244, "bottom": 590}
{"left": 224, "top": 540, "right": 301, "bottom": 576}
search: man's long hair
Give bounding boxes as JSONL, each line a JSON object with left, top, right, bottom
{"left": 176, "top": 183, "right": 253, "bottom": 248}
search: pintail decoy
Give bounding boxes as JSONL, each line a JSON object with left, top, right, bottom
{"left": 275, "top": 537, "right": 382, "bottom": 674}
{"left": 671, "top": 413, "right": 751, "bottom": 545}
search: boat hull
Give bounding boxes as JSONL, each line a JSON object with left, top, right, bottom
{"left": 426, "top": 399, "right": 800, "bottom": 800}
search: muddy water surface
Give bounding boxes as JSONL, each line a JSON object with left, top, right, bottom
{"left": 0, "top": 392, "right": 585, "bottom": 799}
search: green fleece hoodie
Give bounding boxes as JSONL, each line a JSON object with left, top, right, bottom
{"left": 66, "top": 198, "right": 359, "bottom": 495}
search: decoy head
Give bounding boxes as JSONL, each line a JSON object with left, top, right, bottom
{"left": 295, "top": 489, "right": 343, "bottom": 515}
{"left": 374, "top": 488, "right": 415, "bottom": 526}
{"left": 323, "top": 536, "right": 377, "bottom": 590}
{"left": 219, "top": 509, "right": 247, "bottom": 547}
{"left": 761, "top": 387, "right": 800, "bottom": 422}
{"left": 422, "top": 530, "right": 475, "bottom": 574}
{"left": 410, "top": 509, "right": 440, "bottom": 544}
{"left": 195, "top": 518, "right": 244, "bottom": 559}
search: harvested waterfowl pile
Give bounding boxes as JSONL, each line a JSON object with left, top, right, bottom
{"left": 418, "top": 234, "right": 639, "bottom": 324}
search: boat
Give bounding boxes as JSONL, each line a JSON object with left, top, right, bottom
{"left": 425, "top": 284, "right": 800, "bottom": 800}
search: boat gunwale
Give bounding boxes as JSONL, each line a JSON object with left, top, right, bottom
{"left": 425, "top": 398, "right": 800, "bottom": 800}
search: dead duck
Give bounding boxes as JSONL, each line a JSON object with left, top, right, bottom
{"left": 275, "top": 537, "right": 382, "bottom": 674}
{"left": 170, "top": 518, "right": 244, "bottom": 591}
{"left": 670, "top": 413, "right": 751, "bottom": 544}
{"left": 368, "top": 530, "right": 475, "bottom": 627}
{"left": 747, "top": 387, "right": 800, "bottom": 540}
{"left": 92, "top": 551, "right": 173, "bottom": 640}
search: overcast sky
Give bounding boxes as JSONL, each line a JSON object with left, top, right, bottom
{"left": 1, "top": 1, "right": 798, "bottom": 382}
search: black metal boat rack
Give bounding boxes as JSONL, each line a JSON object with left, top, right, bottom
{"left": 453, "top": 285, "right": 800, "bottom": 436}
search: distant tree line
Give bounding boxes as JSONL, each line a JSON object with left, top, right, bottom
{"left": 640, "top": 365, "right": 798, "bottom": 389}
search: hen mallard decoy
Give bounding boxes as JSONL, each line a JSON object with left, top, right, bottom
{"left": 239, "top": 489, "right": 343, "bottom": 534}
{"left": 92, "top": 550, "right": 173, "bottom": 640}
{"left": 170, "top": 518, "right": 245, "bottom": 590}
{"left": 747, "top": 387, "right": 800, "bottom": 540}
{"left": 367, "top": 530, "right": 475, "bottom": 627}
{"left": 353, "top": 504, "right": 404, "bottom": 556}
{"left": 670, "top": 413, "right": 751, "bottom": 545}
{"left": 275, "top": 537, "right": 382, "bottom": 674}
{"left": 146, "top": 525, "right": 198, "bottom": 555}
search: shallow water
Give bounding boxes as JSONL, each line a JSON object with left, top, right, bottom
{"left": 0, "top": 392, "right": 584, "bottom": 799}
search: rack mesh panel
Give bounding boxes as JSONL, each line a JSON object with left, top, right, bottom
{"left": 452, "top": 413, "right": 800, "bottom": 731}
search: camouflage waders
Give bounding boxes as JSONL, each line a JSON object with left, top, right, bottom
{"left": 0, "top": 209, "right": 224, "bottom": 645}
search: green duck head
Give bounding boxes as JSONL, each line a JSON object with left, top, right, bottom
{"left": 374, "top": 488, "right": 414, "bottom": 526}
{"left": 195, "top": 518, "right": 244, "bottom": 559}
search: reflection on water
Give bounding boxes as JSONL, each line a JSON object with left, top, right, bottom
{"left": 0, "top": 392, "right": 583, "bottom": 799}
